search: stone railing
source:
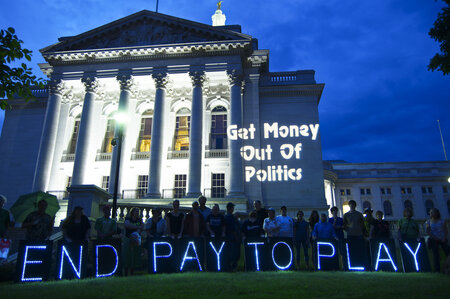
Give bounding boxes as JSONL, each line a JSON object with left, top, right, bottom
{"left": 167, "top": 150, "right": 189, "bottom": 159}
{"left": 203, "top": 188, "right": 227, "bottom": 199}
{"left": 260, "top": 70, "right": 316, "bottom": 86}
{"left": 96, "top": 152, "right": 112, "bottom": 161}
{"left": 61, "top": 153, "right": 75, "bottom": 162}
{"left": 121, "top": 189, "right": 147, "bottom": 200}
{"left": 205, "top": 149, "right": 228, "bottom": 158}
{"left": 31, "top": 86, "right": 49, "bottom": 98}
{"left": 131, "top": 151, "right": 150, "bottom": 160}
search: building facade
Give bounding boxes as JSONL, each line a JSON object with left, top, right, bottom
{"left": 0, "top": 10, "right": 328, "bottom": 220}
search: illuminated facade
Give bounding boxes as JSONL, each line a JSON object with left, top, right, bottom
{"left": 0, "top": 9, "right": 327, "bottom": 218}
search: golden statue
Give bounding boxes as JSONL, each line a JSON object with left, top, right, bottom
{"left": 217, "top": 1, "right": 223, "bottom": 10}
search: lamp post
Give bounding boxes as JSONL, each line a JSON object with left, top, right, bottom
{"left": 111, "top": 112, "right": 127, "bottom": 218}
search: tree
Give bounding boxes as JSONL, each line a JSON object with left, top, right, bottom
{"left": 0, "top": 27, "right": 46, "bottom": 110}
{"left": 428, "top": 0, "right": 450, "bottom": 75}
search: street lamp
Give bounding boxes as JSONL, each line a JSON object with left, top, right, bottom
{"left": 111, "top": 112, "right": 127, "bottom": 218}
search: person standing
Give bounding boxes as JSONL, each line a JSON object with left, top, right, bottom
{"left": 166, "top": 200, "right": 185, "bottom": 239}
{"left": 145, "top": 207, "right": 166, "bottom": 238}
{"left": 397, "top": 207, "right": 420, "bottom": 241}
{"left": 370, "top": 211, "right": 390, "bottom": 239}
{"left": 253, "top": 200, "right": 268, "bottom": 227}
{"left": 363, "top": 208, "right": 375, "bottom": 238}
{"left": 329, "top": 206, "right": 344, "bottom": 257}
{"left": 308, "top": 210, "right": 319, "bottom": 242}
{"left": 293, "top": 210, "right": 310, "bottom": 269}
{"left": 22, "top": 199, "right": 54, "bottom": 241}
{"left": 276, "top": 206, "right": 293, "bottom": 238}
{"left": 123, "top": 208, "right": 144, "bottom": 276}
{"left": 312, "top": 214, "right": 336, "bottom": 240}
{"left": 242, "top": 211, "right": 264, "bottom": 238}
{"left": 343, "top": 200, "right": 366, "bottom": 240}
{"left": 183, "top": 201, "right": 205, "bottom": 237}
{"left": 198, "top": 196, "right": 211, "bottom": 221}
{"left": 95, "top": 205, "right": 117, "bottom": 241}
{"left": 0, "top": 195, "right": 12, "bottom": 239}
{"left": 224, "top": 202, "right": 241, "bottom": 270}
{"left": 206, "top": 204, "right": 225, "bottom": 237}
{"left": 62, "top": 206, "right": 90, "bottom": 243}
{"left": 263, "top": 208, "right": 280, "bottom": 238}
{"left": 426, "top": 208, "right": 449, "bottom": 272}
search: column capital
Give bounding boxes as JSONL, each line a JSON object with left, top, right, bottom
{"left": 116, "top": 75, "right": 135, "bottom": 91}
{"left": 81, "top": 77, "right": 100, "bottom": 94}
{"left": 227, "top": 70, "right": 244, "bottom": 86}
{"left": 152, "top": 73, "right": 168, "bottom": 89}
{"left": 189, "top": 71, "right": 207, "bottom": 87}
{"left": 48, "top": 79, "right": 66, "bottom": 96}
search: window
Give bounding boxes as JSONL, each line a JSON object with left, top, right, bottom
{"left": 346, "top": 189, "right": 351, "bottom": 195}
{"left": 380, "top": 187, "right": 392, "bottom": 195}
{"left": 137, "top": 110, "right": 153, "bottom": 152}
{"left": 443, "top": 186, "right": 449, "bottom": 194}
{"left": 174, "top": 108, "right": 190, "bottom": 151}
{"left": 340, "top": 188, "right": 351, "bottom": 196}
{"left": 67, "top": 115, "right": 81, "bottom": 154}
{"left": 210, "top": 106, "right": 227, "bottom": 150}
{"left": 363, "top": 201, "right": 372, "bottom": 211}
{"left": 401, "top": 187, "right": 412, "bottom": 194}
{"left": 211, "top": 173, "right": 225, "bottom": 198}
{"left": 101, "top": 176, "right": 110, "bottom": 191}
{"left": 102, "top": 116, "right": 115, "bottom": 153}
{"left": 137, "top": 175, "right": 149, "bottom": 199}
{"left": 383, "top": 201, "right": 393, "bottom": 216}
{"left": 421, "top": 186, "right": 433, "bottom": 194}
{"left": 425, "top": 199, "right": 434, "bottom": 214}
{"left": 404, "top": 200, "right": 413, "bottom": 212}
{"left": 360, "top": 188, "right": 371, "bottom": 195}
{"left": 174, "top": 174, "right": 187, "bottom": 198}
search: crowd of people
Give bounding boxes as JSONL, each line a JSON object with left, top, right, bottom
{"left": 0, "top": 194, "right": 449, "bottom": 272}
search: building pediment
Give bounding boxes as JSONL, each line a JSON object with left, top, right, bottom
{"left": 41, "top": 10, "right": 252, "bottom": 53}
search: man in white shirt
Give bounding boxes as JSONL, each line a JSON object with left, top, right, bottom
{"left": 276, "top": 206, "right": 294, "bottom": 238}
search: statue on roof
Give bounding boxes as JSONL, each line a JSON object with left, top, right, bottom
{"left": 217, "top": 1, "right": 223, "bottom": 10}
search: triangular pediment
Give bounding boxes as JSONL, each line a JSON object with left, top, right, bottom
{"left": 41, "top": 10, "right": 252, "bottom": 53}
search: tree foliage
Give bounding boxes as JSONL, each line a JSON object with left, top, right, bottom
{"left": 0, "top": 27, "right": 46, "bottom": 110}
{"left": 428, "top": 0, "right": 450, "bottom": 75}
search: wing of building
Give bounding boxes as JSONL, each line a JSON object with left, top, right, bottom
{"left": 0, "top": 9, "right": 449, "bottom": 223}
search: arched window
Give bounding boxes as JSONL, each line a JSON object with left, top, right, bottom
{"left": 101, "top": 114, "right": 115, "bottom": 153}
{"left": 363, "top": 201, "right": 371, "bottom": 211}
{"left": 174, "top": 108, "right": 190, "bottom": 151}
{"left": 404, "top": 200, "right": 413, "bottom": 212}
{"left": 425, "top": 199, "right": 434, "bottom": 215}
{"left": 383, "top": 200, "right": 393, "bottom": 216}
{"left": 137, "top": 110, "right": 153, "bottom": 152}
{"left": 210, "top": 106, "right": 227, "bottom": 150}
{"left": 67, "top": 114, "right": 81, "bottom": 154}
{"left": 342, "top": 201, "right": 350, "bottom": 214}
{"left": 447, "top": 200, "right": 450, "bottom": 216}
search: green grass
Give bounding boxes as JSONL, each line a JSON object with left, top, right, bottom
{"left": 0, "top": 271, "right": 449, "bottom": 298}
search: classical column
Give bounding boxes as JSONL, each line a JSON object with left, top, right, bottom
{"left": 147, "top": 73, "right": 168, "bottom": 198}
{"left": 32, "top": 79, "right": 66, "bottom": 192}
{"left": 227, "top": 70, "right": 245, "bottom": 198}
{"left": 108, "top": 75, "right": 134, "bottom": 195}
{"left": 186, "top": 71, "right": 206, "bottom": 198}
{"left": 71, "top": 77, "right": 100, "bottom": 185}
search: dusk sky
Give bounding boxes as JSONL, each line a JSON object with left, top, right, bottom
{"left": 0, "top": 0, "right": 449, "bottom": 163}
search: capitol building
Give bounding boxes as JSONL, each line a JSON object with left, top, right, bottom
{"left": 0, "top": 8, "right": 449, "bottom": 223}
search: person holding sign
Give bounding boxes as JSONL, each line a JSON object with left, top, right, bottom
{"left": 198, "top": 196, "right": 211, "bottom": 220}
{"left": 206, "top": 204, "right": 225, "bottom": 237}
{"left": 145, "top": 207, "right": 166, "bottom": 238}
{"left": 123, "top": 208, "right": 144, "bottom": 276}
{"left": 343, "top": 200, "right": 366, "bottom": 241}
{"left": 276, "top": 206, "right": 293, "bottom": 238}
{"left": 184, "top": 201, "right": 206, "bottom": 237}
{"left": 166, "top": 200, "right": 185, "bottom": 239}
{"left": 95, "top": 205, "right": 117, "bottom": 241}
{"left": 242, "top": 211, "right": 264, "bottom": 238}
{"left": 312, "top": 214, "right": 336, "bottom": 240}
{"left": 398, "top": 207, "right": 420, "bottom": 241}
{"left": 370, "top": 211, "right": 390, "bottom": 239}
{"left": 294, "top": 210, "right": 310, "bottom": 269}
{"left": 225, "top": 202, "right": 241, "bottom": 270}
{"left": 426, "top": 208, "right": 449, "bottom": 272}
{"left": 62, "top": 206, "right": 90, "bottom": 243}
{"left": 253, "top": 200, "right": 268, "bottom": 227}
{"left": 263, "top": 208, "right": 280, "bottom": 237}
{"left": 22, "top": 199, "right": 54, "bottom": 241}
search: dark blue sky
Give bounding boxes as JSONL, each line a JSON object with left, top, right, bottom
{"left": 1, "top": 0, "right": 449, "bottom": 163}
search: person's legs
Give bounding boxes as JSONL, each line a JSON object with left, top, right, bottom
{"left": 302, "top": 240, "right": 309, "bottom": 266}
{"left": 429, "top": 238, "right": 441, "bottom": 272}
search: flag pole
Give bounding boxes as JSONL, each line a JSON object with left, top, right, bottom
{"left": 437, "top": 119, "right": 448, "bottom": 161}
{"left": 156, "top": 0, "right": 159, "bottom": 12}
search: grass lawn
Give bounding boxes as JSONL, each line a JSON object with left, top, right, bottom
{"left": 0, "top": 271, "right": 449, "bottom": 298}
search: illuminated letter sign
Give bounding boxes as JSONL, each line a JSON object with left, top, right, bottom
{"left": 206, "top": 239, "right": 231, "bottom": 272}
{"left": 58, "top": 242, "right": 87, "bottom": 280}
{"left": 345, "top": 242, "right": 365, "bottom": 271}
{"left": 244, "top": 238, "right": 267, "bottom": 271}
{"left": 95, "top": 244, "right": 119, "bottom": 278}
{"left": 151, "top": 241, "right": 174, "bottom": 273}
{"left": 315, "top": 241, "right": 339, "bottom": 271}
{"left": 399, "top": 239, "right": 431, "bottom": 272}
{"left": 180, "top": 241, "right": 203, "bottom": 272}
{"left": 268, "top": 238, "right": 294, "bottom": 271}
{"left": 271, "top": 241, "right": 293, "bottom": 270}
{"left": 16, "top": 241, "right": 53, "bottom": 283}
{"left": 374, "top": 242, "right": 397, "bottom": 272}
